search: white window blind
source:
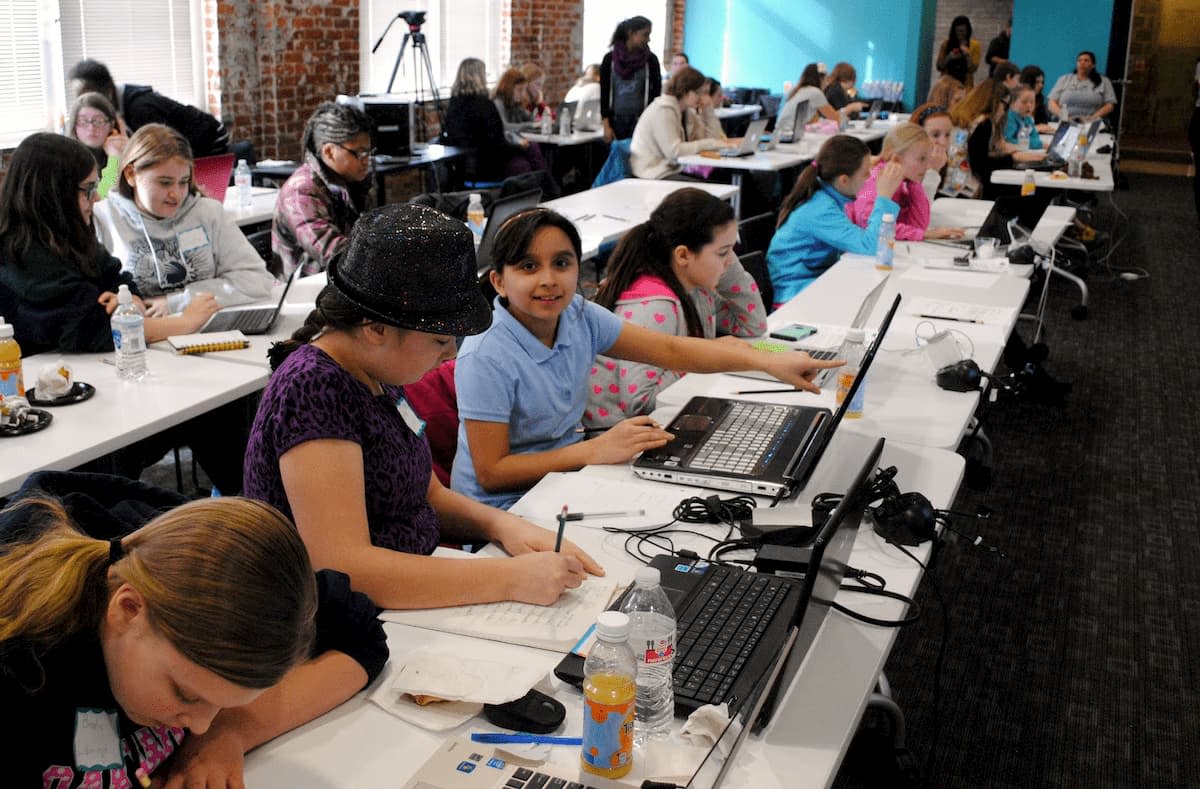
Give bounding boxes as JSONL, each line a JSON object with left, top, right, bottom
{"left": 363, "top": 1, "right": 503, "bottom": 96}
{"left": 0, "top": 0, "right": 51, "bottom": 148}
{"left": 59, "top": 0, "right": 200, "bottom": 109}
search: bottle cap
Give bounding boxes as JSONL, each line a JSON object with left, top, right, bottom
{"left": 846, "top": 328, "right": 866, "bottom": 343}
{"left": 634, "top": 566, "right": 662, "bottom": 588}
{"left": 595, "top": 610, "right": 631, "bottom": 641}
{"left": 882, "top": 213, "right": 895, "bottom": 222}
{"left": 117, "top": 284, "right": 133, "bottom": 304}
{"left": 468, "top": 193, "right": 481, "bottom": 203}
{"left": 238, "top": 159, "right": 248, "bottom": 167}
{"left": 0, "top": 318, "right": 12, "bottom": 339}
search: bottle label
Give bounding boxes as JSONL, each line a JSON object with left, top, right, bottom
{"left": 0, "top": 368, "right": 24, "bottom": 398}
{"left": 582, "top": 695, "right": 633, "bottom": 773}
{"left": 836, "top": 371, "right": 865, "bottom": 417}
{"left": 633, "top": 633, "right": 675, "bottom": 665}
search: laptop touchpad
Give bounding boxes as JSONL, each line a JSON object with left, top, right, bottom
{"left": 674, "top": 414, "right": 714, "bottom": 432}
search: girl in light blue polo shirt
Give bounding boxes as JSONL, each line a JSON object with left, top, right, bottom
{"left": 452, "top": 208, "right": 843, "bottom": 510}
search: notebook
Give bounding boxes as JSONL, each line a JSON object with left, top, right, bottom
{"left": 717, "top": 118, "right": 769, "bottom": 157}
{"left": 193, "top": 153, "right": 235, "bottom": 202}
{"left": 166, "top": 330, "right": 249, "bottom": 354}
{"left": 199, "top": 266, "right": 297, "bottom": 334}
{"left": 632, "top": 294, "right": 900, "bottom": 498}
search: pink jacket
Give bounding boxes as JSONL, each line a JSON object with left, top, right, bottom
{"left": 846, "top": 161, "right": 931, "bottom": 241}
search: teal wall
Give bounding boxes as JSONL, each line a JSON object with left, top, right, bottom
{"left": 1010, "top": 0, "right": 1115, "bottom": 79}
{"left": 682, "top": 0, "right": 937, "bottom": 110}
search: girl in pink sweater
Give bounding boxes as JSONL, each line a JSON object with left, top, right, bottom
{"left": 847, "top": 125, "right": 965, "bottom": 241}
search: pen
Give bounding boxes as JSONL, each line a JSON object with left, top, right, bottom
{"left": 733, "top": 388, "right": 802, "bottom": 395}
{"left": 915, "top": 313, "right": 983, "bottom": 324}
{"left": 564, "top": 509, "right": 645, "bottom": 521}
{"left": 471, "top": 732, "right": 584, "bottom": 746}
{"left": 601, "top": 213, "right": 626, "bottom": 221}
{"left": 555, "top": 505, "right": 567, "bottom": 552}
{"left": 575, "top": 425, "right": 608, "bottom": 434}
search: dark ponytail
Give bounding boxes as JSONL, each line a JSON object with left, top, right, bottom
{"left": 595, "top": 188, "right": 734, "bottom": 338}
{"left": 267, "top": 285, "right": 371, "bottom": 370}
{"left": 777, "top": 135, "right": 870, "bottom": 227}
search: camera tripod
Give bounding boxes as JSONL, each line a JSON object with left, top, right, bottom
{"left": 372, "top": 12, "right": 446, "bottom": 140}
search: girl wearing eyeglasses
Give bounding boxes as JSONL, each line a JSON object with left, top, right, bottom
{"left": 93, "top": 123, "right": 273, "bottom": 318}
{"left": 66, "top": 92, "right": 128, "bottom": 198}
{"left": 0, "top": 133, "right": 217, "bottom": 356}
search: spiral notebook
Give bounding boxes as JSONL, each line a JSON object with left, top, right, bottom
{"left": 166, "top": 330, "right": 250, "bottom": 354}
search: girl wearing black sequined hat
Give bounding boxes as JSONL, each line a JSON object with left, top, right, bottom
{"left": 243, "top": 202, "right": 604, "bottom": 610}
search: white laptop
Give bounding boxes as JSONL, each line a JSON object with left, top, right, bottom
{"left": 718, "top": 118, "right": 769, "bottom": 157}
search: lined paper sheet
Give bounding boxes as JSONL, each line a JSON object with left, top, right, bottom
{"left": 379, "top": 576, "right": 620, "bottom": 652}
{"left": 906, "top": 297, "right": 1012, "bottom": 325}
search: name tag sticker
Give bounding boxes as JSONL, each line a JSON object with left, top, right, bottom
{"left": 73, "top": 707, "right": 122, "bottom": 771}
{"left": 396, "top": 397, "right": 426, "bottom": 436}
{"left": 177, "top": 226, "right": 210, "bottom": 255}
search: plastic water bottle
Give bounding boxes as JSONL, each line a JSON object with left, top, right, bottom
{"left": 619, "top": 566, "right": 676, "bottom": 745}
{"left": 837, "top": 108, "right": 848, "bottom": 132}
{"left": 540, "top": 109, "right": 553, "bottom": 135}
{"left": 1067, "top": 133, "right": 1087, "bottom": 178}
{"left": 581, "top": 611, "right": 636, "bottom": 779}
{"left": 466, "top": 193, "right": 486, "bottom": 244}
{"left": 559, "top": 106, "right": 572, "bottom": 136}
{"left": 875, "top": 213, "right": 896, "bottom": 271}
{"left": 0, "top": 317, "right": 24, "bottom": 398}
{"left": 1017, "top": 124, "right": 1031, "bottom": 151}
{"left": 235, "top": 159, "right": 252, "bottom": 212}
{"left": 111, "top": 285, "right": 148, "bottom": 381}
{"left": 836, "top": 329, "right": 867, "bottom": 419}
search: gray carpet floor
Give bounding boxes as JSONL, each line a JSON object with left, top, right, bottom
{"left": 836, "top": 173, "right": 1200, "bottom": 787}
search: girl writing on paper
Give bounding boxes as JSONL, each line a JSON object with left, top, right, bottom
{"left": 0, "top": 495, "right": 319, "bottom": 787}
{"left": 767, "top": 135, "right": 904, "bottom": 305}
{"left": 583, "top": 188, "right": 767, "bottom": 430}
{"left": 848, "top": 124, "right": 966, "bottom": 241}
{"left": 243, "top": 203, "right": 603, "bottom": 610}
{"left": 451, "top": 208, "right": 840, "bottom": 510}
{"left": 93, "top": 123, "right": 274, "bottom": 317}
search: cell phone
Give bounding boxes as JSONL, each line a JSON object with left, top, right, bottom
{"left": 769, "top": 324, "right": 819, "bottom": 342}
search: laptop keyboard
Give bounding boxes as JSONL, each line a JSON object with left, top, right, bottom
{"left": 673, "top": 565, "right": 791, "bottom": 708}
{"left": 207, "top": 308, "right": 270, "bottom": 333}
{"left": 691, "top": 402, "right": 793, "bottom": 475}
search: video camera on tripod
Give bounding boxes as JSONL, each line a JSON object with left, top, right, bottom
{"left": 372, "top": 9, "right": 444, "bottom": 139}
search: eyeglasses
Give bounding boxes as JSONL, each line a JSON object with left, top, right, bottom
{"left": 78, "top": 182, "right": 99, "bottom": 200}
{"left": 75, "top": 117, "right": 113, "bottom": 129}
{"left": 334, "top": 143, "right": 376, "bottom": 162}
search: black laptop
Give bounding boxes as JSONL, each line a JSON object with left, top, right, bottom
{"left": 199, "top": 267, "right": 297, "bottom": 334}
{"left": 1014, "top": 119, "right": 1101, "bottom": 171}
{"left": 631, "top": 294, "right": 900, "bottom": 498}
{"left": 475, "top": 188, "right": 542, "bottom": 275}
{"left": 555, "top": 431, "right": 884, "bottom": 725}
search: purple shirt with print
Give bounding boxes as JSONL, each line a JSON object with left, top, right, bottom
{"left": 244, "top": 343, "right": 440, "bottom": 555}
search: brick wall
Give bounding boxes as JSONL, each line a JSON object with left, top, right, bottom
{"left": 504, "top": 0, "right": 583, "bottom": 104}
{"left": 931, "top": 0, "right": 1012, "bottom": 93}
{"left": 216, "top": 0, "right": 361, "bottom": 161}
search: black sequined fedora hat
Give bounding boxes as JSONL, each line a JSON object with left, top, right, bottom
{"left": 327, "top": 202, "right": 492, "bottom": 336}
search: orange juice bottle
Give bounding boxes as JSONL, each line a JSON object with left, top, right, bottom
{"left": 0, "top": 318, "right": 24, "bottom": 398}
{"left": 581, "top": 611, "right": 636, "bottom": 779}
{"left": 834, "top": 329, "right": 866, "bottom": 419}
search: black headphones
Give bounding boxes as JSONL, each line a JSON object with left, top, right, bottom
{"left": 871, "top": 491, "right": 938, "bottom": 546}
{"left": 936, "top": 359, "right": 985, "bottom": 392}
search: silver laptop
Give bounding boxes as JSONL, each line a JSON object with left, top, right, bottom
{"left": 718, "top": 118, "right": 769, "bottom": 157}
{"left": 199, "top": 267, "right": 298, "bottom": 334}
{"left": 863, "top": 99, "right": 883, "bottom": 128}
{"left": 632, "top": 294, "right": 900, "bottom": 497}
{"left": 775, "top": 99, "right": 809, "bottom": 144}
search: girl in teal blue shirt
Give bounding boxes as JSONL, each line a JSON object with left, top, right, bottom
{"left": 766, "top": 135, "right": 904, "bottom": 306}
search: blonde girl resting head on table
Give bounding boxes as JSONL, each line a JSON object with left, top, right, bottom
{"left": 0, "top": 496, "right": 317, "bottom": 787}
{"left": 243, "top": 203, "right": 601, "bottom": 610}
{"left": 451, "top": 208, "right": 841, "bottom": 510}
{"left": 584, "top": 188, "right": 767, "bottom": 430}
{"left": 93, "top": 123, "right": 273, "bottom": 318}
{"left": 848, "top": 124, "right": 965, "bottom": 241}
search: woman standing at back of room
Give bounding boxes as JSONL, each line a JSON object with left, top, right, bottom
{"left": 93, "top": 124, "right": 273, "bottom": 317}
{"left": 583, "top": 188, "right": 767, "bottom": 429}
{"left": 936, "top": 16, "right": 982, "bottom": 88}
{"left": 600, "top": 15, "right": 663, "bottom": 142}
{"left": 273, "top": 101, "right": 374, "bottom": 278}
